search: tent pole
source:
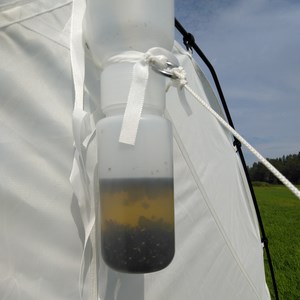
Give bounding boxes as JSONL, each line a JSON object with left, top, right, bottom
{"left": 175, "top": 18, "right": 279, "bottom": 300}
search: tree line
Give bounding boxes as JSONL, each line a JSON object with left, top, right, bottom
{"left": 247, "top": 152, "right": 300, "bottom": 184}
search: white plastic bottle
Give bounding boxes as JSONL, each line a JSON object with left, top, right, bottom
{"left": 84, "top": 0, "right": 175, "bottom": 273}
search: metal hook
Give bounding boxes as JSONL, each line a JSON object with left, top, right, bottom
{"left": 151, "top": 61, "right": 179, "bottom": 79}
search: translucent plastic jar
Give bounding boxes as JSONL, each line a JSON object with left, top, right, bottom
{"left": 84, "top": 0, "right": 174, "bottom": 66}
{"left": 84, "top": 0, "right": 175, "bottom": 273}
{"left": 97, "top": 114, "right": 174, "bottom": 273}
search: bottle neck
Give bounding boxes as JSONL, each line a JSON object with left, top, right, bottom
{"left": 100, "top": 62, "right": 166, "bottom": 117}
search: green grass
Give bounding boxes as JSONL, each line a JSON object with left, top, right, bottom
{"left": 254, "top": 185, "right": 300, "bottom": 299}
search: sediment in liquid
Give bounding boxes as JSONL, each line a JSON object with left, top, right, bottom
{"left": 99, "top": 178, "right": 175, "bottom": 273}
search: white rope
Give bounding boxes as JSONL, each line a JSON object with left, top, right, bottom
{"left": 169, "top": 68, "right": 300, "bottom": 200}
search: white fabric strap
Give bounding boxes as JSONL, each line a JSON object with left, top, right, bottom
{"left": 104, "top": 47, "right": 179, "bottom": 145}
{"left": 70, "top": 1, "right": 99, "bottom": 300}
{"left": 118, "top": 55, "right": 149, "bottom": 145}
{"left": 70, "top": 0, "right": 85, "bottom": 111}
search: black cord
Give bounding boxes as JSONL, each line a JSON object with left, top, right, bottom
{"left": 175, "top": 17, "right": 279, "bottom": 300}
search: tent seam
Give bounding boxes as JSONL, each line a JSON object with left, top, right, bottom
{"left": 20, "top": 23, "right": 70, "bottom": 50}
{"left": 0, "top": 0, "right": 72, "bottom": 29}
{"left": 166, "top": 110, "right": 262, "bottom": 300}
{"left": 0, "top": 0, "right": 33, "bottom": 12}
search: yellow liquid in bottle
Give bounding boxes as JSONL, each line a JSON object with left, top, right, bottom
{"left": 100, "top": 178, "right": 175, "bottom": 273}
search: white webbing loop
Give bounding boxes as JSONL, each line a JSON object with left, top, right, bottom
{"left": 103, "top": 47, "right": 181, "bottom": 145}
{"left": 70, "top": 1, "right": 99, "bottom": 299}
{"left": 166, "top": 64, "right": 300, "bottom": 200}
{"left": 118, "top": 52, "right": 150, "bottom": 145}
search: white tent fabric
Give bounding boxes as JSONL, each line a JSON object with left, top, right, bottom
{"left": 0, "top": 1, "right": 270, "bottom": 299}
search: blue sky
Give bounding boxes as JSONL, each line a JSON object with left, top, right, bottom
{"left": 175, "top": 0, "right": 300, "bottom": 165}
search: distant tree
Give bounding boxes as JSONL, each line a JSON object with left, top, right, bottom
{"left": 248, "top": 152, "right": 300, "bottom": 184}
